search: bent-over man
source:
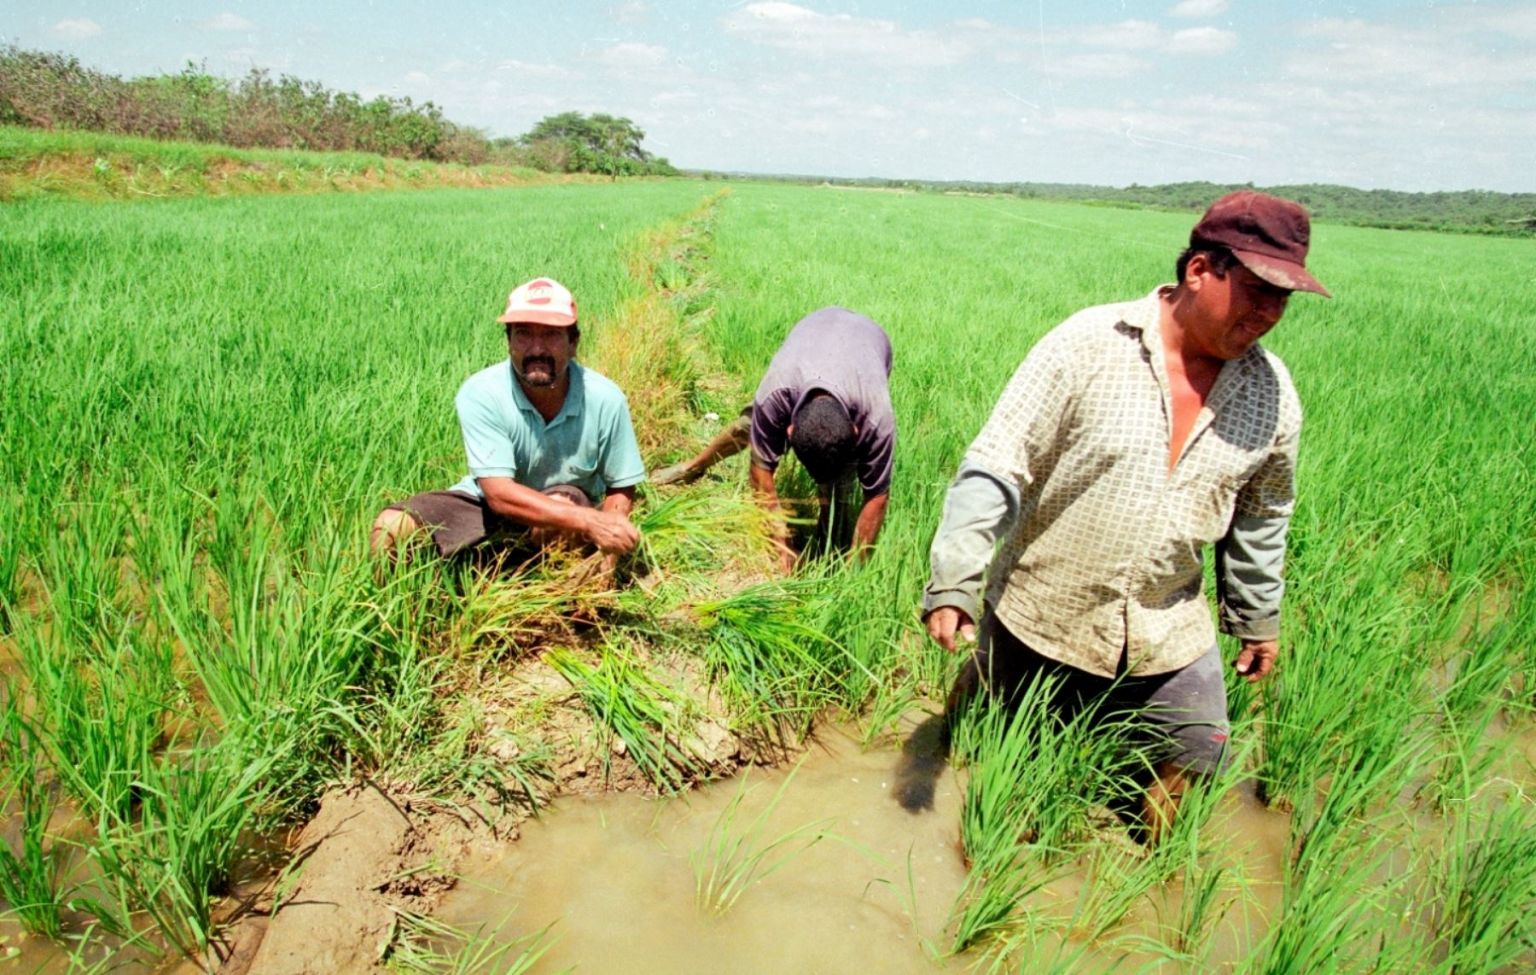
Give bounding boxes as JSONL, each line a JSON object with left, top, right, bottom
{"left": 372, "top": 277, "right": 645, "bottom": 562}
{"left": 922, "top": 191, "right": 1330, "bottom": 840}
{"left": 653, "top": 306, "right": 895, "bottom": 569}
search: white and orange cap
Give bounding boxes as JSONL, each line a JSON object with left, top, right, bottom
{"left": 496, "top": 277, "right": 578, "bottom": 326}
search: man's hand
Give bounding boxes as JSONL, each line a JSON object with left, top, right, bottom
{"left": 1234, "top": 639, "right": 1278, "bottom": 682}
{"left": 583, "top": 509, "right": 640, "bottom": 554}
{"left": 925, "top": 606, "right": 976, "bottom": 653}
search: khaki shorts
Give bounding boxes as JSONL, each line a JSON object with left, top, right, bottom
{"left": 385, "top": 486, "right": 591, "bottom": 558}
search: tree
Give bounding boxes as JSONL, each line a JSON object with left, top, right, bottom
{"left": 519, "top": 111, "right": 672, "bottom": 176}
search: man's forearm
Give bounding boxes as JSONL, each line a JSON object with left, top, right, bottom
{"left": 922, "top": 460, "right": 1019, "bottom": 621}
{"left": 852, "top": 492, "right": 889, "bottom": 555}
{"left": 601, "top": 487, "right": 636, "bottom": 519}
{"left": 482, "top": 478, "right": 597, "bottom": 535}
{"left": 749, "top": 464, "right": 780, "bottom": 511}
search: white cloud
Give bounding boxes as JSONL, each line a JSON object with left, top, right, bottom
{"left": 609, "top": 1, "right": 648, "bottom": 23}
{"left": 200, "top": 12, "right": 254, "bottom": 32}
{"left": 1070, "top": 19, "right": 1234, "bottom": 56}
{"left": 1285, "top": 16, "right": 1536, "bottom": 88}
{"left": 722, "top": 2, "right": 971, "bottom": 67}
{"left": 1169, "top": 0, "right": 1229, "bottom": 18}
{"left": 52, "top": 18, "right": 101, "bottom": 39}
{"left": 598, "top": 41, "right": 669, "bottom": 69}
{"left": 403, "top": 70, "right": 431, "bottom": 86}
{"left": 1168, "top": 27, "right": 1237, "bottom": 54}
{"left": 1041, "top": 52, "right": 1147, "bottom": 79}
{"left": 1079, "top": 20, "right": 1162, "bottom": 50}
{"left": 494, "top": 59, "right": 576, "bottom": 80}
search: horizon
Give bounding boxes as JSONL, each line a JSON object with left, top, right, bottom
{"left": 9, "top": 1, "right": 1535, "bottom": 194}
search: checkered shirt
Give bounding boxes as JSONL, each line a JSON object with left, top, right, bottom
{"left": 961, "top": 289, "right": 1301, "bottom": 677}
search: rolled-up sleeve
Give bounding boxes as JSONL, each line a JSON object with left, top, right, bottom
{"left": 921, "top": 460, "right": 1020, "bottom": 622}
{"left": 1216, "top": 428, "right": 1297, "bottom": 641}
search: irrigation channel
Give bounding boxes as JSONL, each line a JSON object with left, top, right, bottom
{"left": 431, "top": 719, "right": 1297, "bottom": 974}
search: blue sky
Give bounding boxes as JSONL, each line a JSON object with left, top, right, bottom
{"left": 11, "top": 1, "right": 1535, "bottom": 191}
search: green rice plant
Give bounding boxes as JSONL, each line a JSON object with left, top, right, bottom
{"left": 694, "top": 574, "right": 848, "bottom": 747}
{"left": 18, "top": 624, "right": 165, "bottom": 822}
{"left": 32, "top": 499, "right": 135, "bottom": 654}
{"left": 0, "top": 687, "right": 69, "bottom": 939}
{"left": 385, "top": 910, "right": 555, "bottom": 975}
{"left": 945, "top": 679, "right": 1133, "bottom": 953}
{"left": 858, "top": 668, "right": 921, "bottom": 747}
{"left": 1073, "top": 744, "right": 1252, "bottom": 944}
{"left": 632, "top": 490, "right": 775, "bottom": 577}
{"left": 0, "top": 493, "right": 23, "bottom": 633}
{"left": 1244, "top": 813, "right": 1420, "bottom": 975}
{"left": 1421, "top": 609, "right": 1521, "bottom": 809}
{"left": 1247, "top": 732, "right": 1428, "bottom": 974}
{"left": 690, "top": 765, "right": 831, "bottom": 916}
{"left": 1426, "top": 795, "right": 1536, "bottom": 974}
{"left": 972, "top": 903, "right": 1108, "bottom": 975}
{"left": 85, "top": 736, "right": 281, "bottom": 958}
{"left": 547, "top": 643, "right": 705, "bottom": 792}
{"left": 1288, "top": 713, "right": 1432, "bottom": 867}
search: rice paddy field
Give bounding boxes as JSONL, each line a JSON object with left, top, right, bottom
{"left": 2, "top": 176, "right": 1534, "bottom": 973}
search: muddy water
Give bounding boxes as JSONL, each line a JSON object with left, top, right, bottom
{"left": 439, "top": 721, "right": 972, "bottom": 973}
{"left": 435, "top": 717, "right": 1301, "bottom": 974}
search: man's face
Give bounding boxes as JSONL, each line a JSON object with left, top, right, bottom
{"left": 1189, "top": 260, "right": 1292, "bottom": 360}
{"left": 507, "top": 323, "right": 576, "bottom": 389}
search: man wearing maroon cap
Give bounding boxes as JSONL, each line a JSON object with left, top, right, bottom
{"left": 920, "top": 191, "right": 1329, "bottom": 840}
{"left": 372, "top": 277, "right": 645, "bottom": 562}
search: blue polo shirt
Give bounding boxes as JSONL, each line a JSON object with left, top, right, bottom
{"left": 449, "top": 360, "right": 646, "bottom": 501}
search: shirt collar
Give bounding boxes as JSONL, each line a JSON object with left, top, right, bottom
{"left": 508, "top": 360, "right": 585, "bottom": 427}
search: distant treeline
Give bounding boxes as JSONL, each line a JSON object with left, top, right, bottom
{"left": 700, "top": 173, "right": 1536, "bottom": 238}
{"left": 0, "top": 46, "right": 675, "bottom": 177}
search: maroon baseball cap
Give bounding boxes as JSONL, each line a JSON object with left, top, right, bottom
{"left": 1190, "top": 190, "right": 1331, "bottom": 298}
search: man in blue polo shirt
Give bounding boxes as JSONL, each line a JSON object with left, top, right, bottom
{"left": 372, "top": 277, "right": 646, "bottom": 560}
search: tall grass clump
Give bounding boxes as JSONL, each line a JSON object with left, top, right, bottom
{"left": 0, "top": 687, "right": 69, "bottom": 939}
{"left": 695, "top": 575, "right": 847, "bottom": 748}
{"left": 1072, "top": 745, "right": 1252, "bottom": 948}
{"left": 17, "top": 625, "right": 166, "bottom": 822}
{"left": 84, "top": 737, "right": 281, "bottom": 959}
{"left": 1426, "top": 796, "right": 1536, "bottom": 974}
{"left": 547, "top": 643, "right": 706, "bottom": 792}
{"left": 945, "top": 679, "right": 1133, "bottom": 952}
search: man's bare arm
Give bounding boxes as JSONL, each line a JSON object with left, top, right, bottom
{"left": 749, "top": 464, "right": 795, "bottom": 572}
{"left": 851, "top": 491, "right": 889, "bottom": 559}
{"left": 479, "top": 477, "right": 639, "bottom": 553}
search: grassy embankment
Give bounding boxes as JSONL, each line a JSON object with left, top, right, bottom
{"left": 0, "top": 125, "right": 599, "bottom": 202}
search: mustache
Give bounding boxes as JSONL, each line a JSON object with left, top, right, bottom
{"left": 523, "top": 355, "right": 556, "bottom": 373}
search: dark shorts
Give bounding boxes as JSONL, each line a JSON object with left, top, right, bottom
{"left": 385, "top": 486, "right": 591, "bottom": 559}
{"left": 956, "top": 612, "right": 1231, "bottom": 775}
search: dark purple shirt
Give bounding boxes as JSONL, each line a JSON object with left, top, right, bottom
{"left": 750, "top": 307, "right": 896, "bottom": 495}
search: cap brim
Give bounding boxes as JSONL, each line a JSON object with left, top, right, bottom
{"left": 496, "top": 310, "right": 578, "bottom": 326}
{"left": 1232, "top": 250, "right": 1332, "bottom": 298}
